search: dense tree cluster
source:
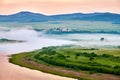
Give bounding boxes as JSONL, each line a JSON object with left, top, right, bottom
{"left": 34, "top": 47, "right": 120, "bottom": 75}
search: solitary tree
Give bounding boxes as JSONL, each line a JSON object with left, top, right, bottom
{"left": 100, "top": 37, "right": 104, "bottom": 41}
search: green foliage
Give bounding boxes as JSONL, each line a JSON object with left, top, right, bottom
{"left": 9, "top": 47, "right": 120, "bottom": 80}
{"left": 1, "top": 20, "right": 120, "bottom": 34}
{"left": 56, "top": 54, "right": 66, "bottom": 59}
{"left": 118, "top": 46, "right": 120, "bottom": 48}
{"left": 34, "top": 47, "right": 120, "bottom": 75}
{"left": 89, "top": 57, "right": 94, "bottom": 61}
{"left": 101, "top": 54, "right": 113, "bottom": 58}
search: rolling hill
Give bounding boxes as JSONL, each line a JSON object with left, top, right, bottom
{"left": 0, "top": 11, "right": 120, "bottom": 23}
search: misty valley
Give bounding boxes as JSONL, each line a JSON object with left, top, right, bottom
{"left": 0, "top": 20, "right": 120, "bottom": 80}
{"left": 0, "top": 0, "right": 120, "bottom": 79}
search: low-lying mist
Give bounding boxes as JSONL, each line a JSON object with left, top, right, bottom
{"left": 43, "top": 33, "right": 120, "bottom": 47}
{"left": 0, "top": 28, "right": 120, "bottom": 54}
{"left": 0, "top": 29, "right": 75, "bottom": 54}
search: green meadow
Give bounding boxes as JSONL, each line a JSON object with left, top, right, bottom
{"left": 0, "top": 20, "right": 120, "bottom": 33}
{"left": 9, "top": 46, "right": 120, "bottom": 80}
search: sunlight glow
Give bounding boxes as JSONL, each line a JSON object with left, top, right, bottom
{"left": 0, "top": 0, "right": 120, "bottom": 15}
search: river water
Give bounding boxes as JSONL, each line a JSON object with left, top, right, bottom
{"left": 0, "top": 29, "right": 120, "bottom": 80}
{"left": 0, "top": 29, "right": 76, "bottom": 80}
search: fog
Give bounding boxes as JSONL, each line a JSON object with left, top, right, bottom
{"left": 0, "top": 29, "right": 120, "bottom": 54}
{"left": 43, "top": 33, "right": 120, "bottom": 47}
{"left": 0, "top": 29, "right": 75, "bottom": 54}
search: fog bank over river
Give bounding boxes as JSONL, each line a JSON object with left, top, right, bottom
{"left": 0, "top": 28, "right": 119, "bottom": 80}
{"left": 0, "top": 29, "right": 120, "bottom": 54}
{"left": 0, "top": 29, "right": 75, "bottom": 54}
{"left": 43, "top": 33, "right": 120, "bottom": 47}
{"left": 0, "top": 29, "right": 76, "bottom": 80}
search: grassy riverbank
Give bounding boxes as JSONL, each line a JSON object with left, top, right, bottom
{"left": 9, "top": 47, "right": 120, "bottom": 80}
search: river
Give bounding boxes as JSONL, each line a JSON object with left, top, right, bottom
{"left": 0, "top": 29, "right": 120, "bottom": 80}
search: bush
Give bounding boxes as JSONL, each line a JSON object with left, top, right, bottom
{"left": 89, "top": 57, "right": 94, "bottom": 61}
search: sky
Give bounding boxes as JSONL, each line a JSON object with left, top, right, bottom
{"left": 0, "top": 0, "right": 120, "bottom": 15}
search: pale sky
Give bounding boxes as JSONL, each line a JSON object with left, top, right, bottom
{"left": 0, "top": 0, "right": 120, "bottom": 15}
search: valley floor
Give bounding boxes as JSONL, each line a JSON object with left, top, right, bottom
{"left": 9, "top": 47, "right": 120, "bottom": 80}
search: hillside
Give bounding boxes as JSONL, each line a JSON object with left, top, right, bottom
{"left": 0, "top": 11, "right": 120, "bottom": 23}
{"left": 0, "top": 11, "right": 53, "bottom": 22}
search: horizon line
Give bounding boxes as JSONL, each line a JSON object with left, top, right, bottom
{"left": 0, "top": 11, "right": 120, "bottom": 16}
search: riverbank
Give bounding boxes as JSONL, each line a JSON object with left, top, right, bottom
{"left": 9, "top": 52, "right": 92, "bottom": 80}
{"left": 9, "top": 49, "right": 120, "bottom": 80}
{"left": 0, "top": 54, "right": 76, "bottom": 80}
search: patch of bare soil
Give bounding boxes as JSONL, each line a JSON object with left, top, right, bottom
{"left": 25, "top": 59, "right": 120, "bottom": 80}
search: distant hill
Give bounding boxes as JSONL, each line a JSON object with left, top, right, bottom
{"left": 51, "top": 12, "right": 120, "bottom": 24}
{"left": 0, "top": 11, "right": 53, "bottom": 22}
{"left": 0, "top": 11, "right": 120, "bottom": 23}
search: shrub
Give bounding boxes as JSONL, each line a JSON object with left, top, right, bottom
{"left": 89, "top": 57, "right": 94, "bottom": 61}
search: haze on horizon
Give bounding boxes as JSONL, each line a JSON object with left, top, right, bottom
{"left": 0, "top": 0, "right": 120, "bottom": 15}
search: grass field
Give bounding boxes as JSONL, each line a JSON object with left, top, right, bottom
{"left": 0, "top": 20, "right": 120, "bottom": 34}
{"left": 9, "top": 46, "right": 120, "bottom": 80}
